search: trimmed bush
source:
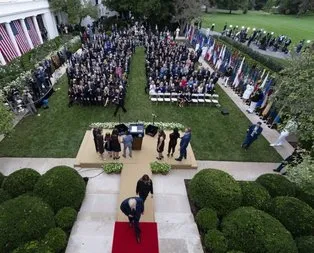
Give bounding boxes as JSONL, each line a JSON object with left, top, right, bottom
{"left": 55, "top": 207, "right": 78, "bottom": 231}
{"left": 239, "top": 181, "right": 271, "bottom": 209}
{"left": 204, "top": 229, "right": 228, "bottom": 253}
{"left": 266, "top": 196, "right": 314, "bottom": 237}
{"left": 43, "top": 228, "right": 67, "bottom": 252}
{"left": 221, "top": 207, "right": 297, "bottom": 253}
{"left": 0, "top": 188, "right": 11, "bottom": 204}
{"left": 189, "top": 169, "right": 242, "bottom": 216}
{"left": 296, "top": 187, "right": 314, "bottom": 208}
{"left": 12, "top": 240, "right": 53, "bottom": 253}
{"left": 0, "top": 172, "right": 4, "bottom": 186}
{"left": 256, "top": 174, "right": 296, "bottom": 197}
{"left": 195, "top": 208, "right": 219, "bottom": 231}
{"left": 295, "top": 236, "right": 314, "bottom": 253}
{"left": 2, "top": 168, "right": 40, "bottom": 197}
{"left": 0, "top": 196, "right": 55, "bottom": 252}
{"left": 226, "top": 251, "right": 245, "bottom": 253}
{"left": 34, "top": 166, "right": 86, "bottom": 212}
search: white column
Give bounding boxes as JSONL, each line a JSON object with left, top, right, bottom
{"left": 42, "top": 12, "right": 59, "bottom": 40}
{"left": 0, "top": 50, "right": 7, "bottom": 65}
{"left": 32, "top": 16, "right": 43, "bottom": 44}
{"left": 4, "top": 22, "right": 21, "bottom": 56}
{"left": 20, "top": 19, "right": 34, "bottom": 49}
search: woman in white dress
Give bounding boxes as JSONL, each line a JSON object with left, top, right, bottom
{"left": 242, "top": 82, "right": 254, "bottom": 102}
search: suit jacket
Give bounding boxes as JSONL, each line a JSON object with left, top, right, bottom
{"left": 120, "top": 197, "right": 144, "bottom": 222}
{"left": 180, "top": 132, "right": 191, "bottom": 149}
{"left": 246, "top": 125, "right": 263, "bottom": 140}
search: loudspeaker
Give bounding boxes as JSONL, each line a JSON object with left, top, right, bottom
{"left": 145, "top": 124, "right": 159, "bottom": 137}
{"left": 221, "top": 108, "right": 229, "bottom": 115}
{"left": 114, "top": 124, "right": 128, "bottom": 135}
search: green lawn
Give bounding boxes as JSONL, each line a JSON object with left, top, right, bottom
{"left": 202, "top": 10, "right": 314, "bottom": 46}
{"left": 0, "top": 47, "right": 282, "bottom": 162}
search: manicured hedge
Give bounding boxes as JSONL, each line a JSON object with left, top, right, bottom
{"left": 295, "top": 236, "right": 314, "bottom": 253}
{"left": 12, "top": 240, "right": 53, "bottom": 253}
{"left": 0, "top": 196, "right": 55, "bottom": 253}
{"left": 256, "top": 174, "right": 296, "bottom": 197}
{"left": 34, "top": 166, "right": 86, "bottom": 212}
{"left": 266, "top": 196, "right": 314, "bottom": 237}
{"left": 296, "top": 187, "right": 314, "bottom": 208}
{"left": 189, "top": 169, "right": 242, "bottom": 216}
{"left": 239, "top": 181, "right": 271, "bottom": 209}
{"left": 204, "top": 229, "right": 228, "bottom": 253}
{"left": 221, "top": 207, "right": 297, "bottom": 253}
{"left": 43, "top": 228, "right": 67, "bottom": 252}
{"left": 226, "top": 251, "right": 244, "bottom": 253}
{"left": 55, "top": 207, "right": 78, "bottom": 231}
{"left": 0, "top": 188, "right": 11, "bottom": 204}
{"left": 2, "top": 168, "right": 41, "bottom": 197}
{"left": 0, "top": 172, "right": 4, "bottom": 186}
{"left": 195, "top": 208, "right": 219, "bottom": 231}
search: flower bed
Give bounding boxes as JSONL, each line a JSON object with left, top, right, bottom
{"left": 150, "top": 161, "right": 171, "bottom": 175}
{"left": 103, "top": 163, "right": 123, "bottom": 174}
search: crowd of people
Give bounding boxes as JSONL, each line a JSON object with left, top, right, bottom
{"left": 145, "top": 33, "right": 221, "bottom": 106}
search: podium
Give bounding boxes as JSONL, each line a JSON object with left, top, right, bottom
{"left": 129, "top": 123, "right": 144, "bottom": 150}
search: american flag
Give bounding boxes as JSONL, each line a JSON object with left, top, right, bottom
{"left": 0, "top": 23, "right": 18, "bottom": 62}
{"left": 10, "top": 20, "right": 31, "bottom": 54}
{"left": 25, "top": 17, "right": 41, "bottom": 47}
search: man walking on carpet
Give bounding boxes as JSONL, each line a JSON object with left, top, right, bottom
{"left": 120, "top": 197, "right": 144, "bottom": 243}
{"left": 175, "top": 128, "right": 192, "bottom": 161}
{"left": 241, "top": 122, "right": 263, "bottom": 150}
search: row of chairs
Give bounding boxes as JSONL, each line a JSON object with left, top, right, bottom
{"left": 149, "top": 92, "right": 219, "bottom": 105}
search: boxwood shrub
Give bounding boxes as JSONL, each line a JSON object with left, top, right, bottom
{"left": 189, "top": 169, "right": 242, "bottom": 216}
{"left": 0, "top": 196, "right": 55, "bottom": 253}
{"left": 195, "top": 208, "right": 219, "bottom": 231}
{"left": 295, "top": 236, "right": 314, "bottom": 253}
{"left": 2, "top": 168, "right": 41, "bottom": 197}
{"left": 43, "top": 228, "right": 67, "bottom": 252}
{"left": 221, "top": 207, "right": 297, "bottom": 253}
{"left": 239, "top": 181, "right": 271, "bottom": 209}
{"left": 204, "top": 229, "right": 228, "bottom": 253}
{"left": 0, "top": 172, "right": 4, "bottom": 186}
{"left": 0, "top": 188, "right": 11, "bottom": 204}
{"left": 256, "top": 174, "right": 296, "bottom": 197}
{"left": 34, "top": 166, "right": 86, "bottom": 212}
{"left": 265, "top": 196, "right": 314, "bottom": 237}
{"left": 226, "top": 251, "right": 244, "bottom": 253}
{"left": 12, "top": 240, "right": 53, "bottom": 253}
{"left": 296, "top": 187, "right": 314, "bottom": 208}
{"left": 55, "top": 207, "right": 78, "bottom": 231}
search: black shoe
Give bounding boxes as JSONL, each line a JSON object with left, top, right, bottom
{"left": 282, "top": 172, "right": 287, "bottom": 176}
{"left": 175, "top": 158, "right": 182, "bottom": 161}
{"left": 136, "top": 235, "right": 141, "bottom": 243}
{"left": 273, "top": 169, "right": 280, "bottom": 172}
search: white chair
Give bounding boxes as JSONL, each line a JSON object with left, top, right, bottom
{"left": 205, "top": 94, "right": 212, "bottom": 104}
{"left": 164, "top": 93, "right": 171, "bottom": 102}
{"left": 150, "top": 93, "right": 158, "bottom": 103}
{"left": 198, "top": 94, "right": 205, "bottom": 104}
{"left": 191, "top": 94, "right": 199, "bottom": 104}
{"left": 157, "top": 92, "right": 164, "bottom": 102}
{"left": 210, "top": 94, "right": 219, "bottom": 105}
{"left": 212, "top": 94, "right": 219, "bottom": 98}
{"left": 171, "top": 93, "right": 178, "bottom": 104}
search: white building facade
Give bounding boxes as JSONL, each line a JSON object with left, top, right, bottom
{"left": 0, "top": 0, "right": 59, "bottom": 65}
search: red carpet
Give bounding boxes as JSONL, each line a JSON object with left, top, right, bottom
{"left": 112, "top": 222, "right": 159, "bottom": 253}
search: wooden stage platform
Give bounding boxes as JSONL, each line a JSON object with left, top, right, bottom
{"left": 74, "top": 130, "right": 198, "bottom": 170}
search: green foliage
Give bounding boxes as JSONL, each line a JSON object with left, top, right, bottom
{"left": 42, "top": 228, "right": 67, "bottom": 252}
{"left": 239, "top": 181, "right": 271, "bottom": 209}
{"left": 222, "top": 207, "right": 297, "bottom": 253}
{"left": 265, "top": 196, "right": 314, "bottom": 237}
{"left": 296, "top": 187, "right": 314, "bottom": 208}
{"left": 295, "top": 236, "right": 314, "bottom": 253}
{"left": 55, "top": 207, "right": 78, "bottom": 231}
{"left": 33, "top": 166, "right": 86, "bottom": 212}
{"left": 0, "top": 196, "right": 55, "bottom": 253}
{"left": 150, "top": 161, "right": 171, "bottom": 174}
{"left": 0, "top": 100, "right": 14, "bottom": 135}
{"left": 195, "top": 208, "right": 219, "bottom": 231}
{"left": 0, "top": 172, "right": 4, "bottom": 186}
{"left": 256, "top": 173, "right": 296, "bottom": 197}
{"left": 103, "top": 163, "right": 123, "bottom": 174}
{"left": 0, "top": 189, "right": 11, "bottom": 204}
{"left": 189, "top": 169, "right": 242, "bottom": 216}
{"left": 2, "top": 168, "right": 41, "bottom": 198}
{"left": 213, "top": 35, "right": 285, "bottom": 72}
{"left": 12, "top": 240, "right": 53, "bottom": 253}
{"left": 204, "top": 229, "right": 228, "bottom": 253}
{"left": 216, "top": 0, "right": 248, "bottom": 12}
{"left": 226, "top": 251, "right": 245, "bottom": 253}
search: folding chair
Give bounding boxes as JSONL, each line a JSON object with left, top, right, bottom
{"left": 157, "top": 92, "right": 164, "bottom": 102}
{"left": 191, "top": 94, "right": 199, "bottom": 104}
{"left": 150, "top": 92, "right": 158, "bottom": 103}
{"left": 164, "top": 92, "right": 171, "bottom": 102}
{"left": 198, "top": 94, "right": 205, "bottom": 104}
{"left": 171, "top": 93, "right": 178, "bottom": 104}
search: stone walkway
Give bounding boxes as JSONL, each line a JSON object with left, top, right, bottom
{"left": 0, "top": 157, "right": 279, "bottom": 253}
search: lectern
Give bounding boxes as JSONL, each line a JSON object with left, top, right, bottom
{"left": 129, "top": 123, "right": 144, "bottom": 150}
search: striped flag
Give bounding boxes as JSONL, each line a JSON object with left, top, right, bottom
{"left": 25, "top": 17, "right": 41, "bottom": 46}
{"left": 0, "top": 24, "right": 18, "bottom": 62}
{"left": 233, "top": 57, "right": 245, "bottom": 87}
{"left": 10, "top": 20, "right": 31, "bottom": 54}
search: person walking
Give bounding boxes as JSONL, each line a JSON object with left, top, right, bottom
{"left": 23, "top": 91, "right": 37, "bottom": 115}
{"left": 175, "top": 128, "right": 192, "bottom": 161}
{"left": 136, "top": 174, "right": 153, "bottom": 203}
{"left": 156, "top": 130, "right": 166, "bottom": 160}
{"left": 167, "top": 128, "right": 180, "bottom": 157}
{"left": 241, "top": 122, "right": 263, "bottom": 150}
{"left": 120, "top": 197, "right": 144, "bottom": 243}
{"left": 113, "top": 89, "right": 127, "bottom": 117}
{"left": 270, "top": 120, "right": 297, "bottom": 147}
{"left": 122, "top": 131, "right": 133, "bottom": 158}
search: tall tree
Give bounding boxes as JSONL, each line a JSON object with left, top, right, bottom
{"left": 271, "top": 45, "right": 314, "bottom": 143}
{"left": 49, "top": 0, "right": 98, "bottom": 25}
{"left": 216, "top": 0, "right": 247, "bottom": 13}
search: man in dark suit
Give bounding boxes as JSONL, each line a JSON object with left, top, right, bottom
{"left": 242, "top": 122, "right": 263, "bottom": 150}
{"left": 175, "top": 128, "right": 192, "bottom": 161}
{"left": 113, "top": 89, "right": 127, "bottom": 117}
{"left": 120, "top": 197, "right": 144, "bottom": 243}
